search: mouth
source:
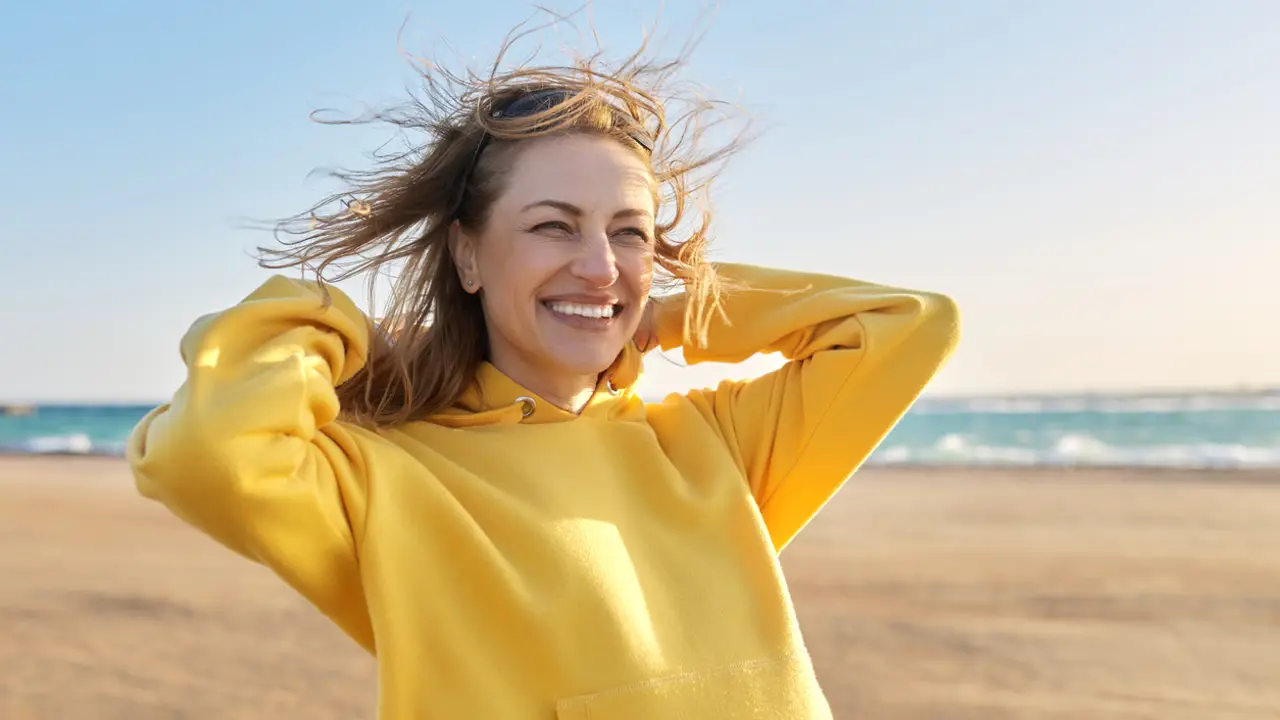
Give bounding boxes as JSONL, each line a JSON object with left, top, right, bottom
{"left": 542, "top": 300, "right": 624, "bottom": 325}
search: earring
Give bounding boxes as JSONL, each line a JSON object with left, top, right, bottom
{"left": 466, "top": 280, "right": 474, "bottom": 287}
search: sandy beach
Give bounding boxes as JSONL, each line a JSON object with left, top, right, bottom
{"left": 3, "top": 457, "right": 1279, "bottom": 719}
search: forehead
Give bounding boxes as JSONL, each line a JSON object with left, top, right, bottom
{"left": 493, "top": 134, "right": 656, "bottom": 217}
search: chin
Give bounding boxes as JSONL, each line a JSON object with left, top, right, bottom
{"left": 546, "top": 344, "right": 628, "bottom": 376}
{"left": 534, "top": 318, "right": 637, "bottom": 376}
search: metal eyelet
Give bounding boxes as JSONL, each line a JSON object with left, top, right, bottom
{"left": 605, "top": 376, "right": 621, "bottom": 395}
{"left": 514, "top": 396, "right": 536, "bottom": 417}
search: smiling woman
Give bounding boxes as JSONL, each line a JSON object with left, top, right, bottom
{"left": 449, "top": 135, "right": 658, "bottom": 411}
{"left": 126, "top": 16, "right": 960, "bottom": 720}
{"left": 255, "top": 50, "right": 736, "bottom": 428}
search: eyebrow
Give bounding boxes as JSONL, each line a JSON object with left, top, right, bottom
{"left": 520, "top": 199, "right": 652, "bottom": 220}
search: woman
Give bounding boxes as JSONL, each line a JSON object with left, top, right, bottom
{"left": 128, "top": 32, "right": 959, "bottom": 719}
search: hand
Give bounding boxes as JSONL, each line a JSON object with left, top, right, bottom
{"left": 632, "top": 298, "right": 658, "bottom": 354}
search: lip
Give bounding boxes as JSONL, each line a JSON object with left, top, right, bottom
{"left": 539, "top": 294, "right": 621, "bottom": 305}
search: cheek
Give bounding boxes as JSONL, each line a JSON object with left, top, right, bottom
{"left": 477, "top": 238, "right": 559, "bottom": 311}
{"left": 619, "top": 247, "right": 655, "bottom": 293}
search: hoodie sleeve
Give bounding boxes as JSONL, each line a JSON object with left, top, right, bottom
{"left": 127, "top": 275, "right": 376, "bottom": 652}
{"left": 654, "top": 263, "right": 960, "bottom": 551}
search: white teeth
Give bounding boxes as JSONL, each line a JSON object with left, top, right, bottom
{"left": 547, "top": 301, "right": 616, "bottom": 319}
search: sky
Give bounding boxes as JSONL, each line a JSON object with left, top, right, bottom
{"left": 1, "top": 1, "right": 1277, "bottom": 403}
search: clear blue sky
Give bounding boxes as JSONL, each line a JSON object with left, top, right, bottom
{"left": 2, "top": 1, "right": 1277, "bottom": 403}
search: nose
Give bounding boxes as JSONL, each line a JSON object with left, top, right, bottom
{"left": 570, "top": 231, "right": 619, "bottom": 288}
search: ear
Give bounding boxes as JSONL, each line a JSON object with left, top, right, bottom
{"left": 448, "top": 220, "right": 480, "bottom": 292}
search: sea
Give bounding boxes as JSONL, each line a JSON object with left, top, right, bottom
{"left": 2, "top": 390, "right": 1279, "bottom": 469}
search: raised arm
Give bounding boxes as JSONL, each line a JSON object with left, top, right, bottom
{"left": 654, "top": 263, "right": 960, "bottom": 551}
{"left": 127, "top": 276, "right": 377, "bottom": 651}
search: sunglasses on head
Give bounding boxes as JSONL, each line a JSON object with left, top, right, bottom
{"left": 487, "top": 88, "right": 655, "bottom": 153}
{"left": 452, "top": 87, "right": 655, "bottom": 219}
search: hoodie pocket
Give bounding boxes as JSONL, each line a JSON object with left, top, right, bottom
{"left": 555, "top": 651, "right": 832, "bottom": 720}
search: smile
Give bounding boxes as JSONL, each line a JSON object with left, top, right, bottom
{"left": 543, "top": 301, "right": 621, "bottom": 320}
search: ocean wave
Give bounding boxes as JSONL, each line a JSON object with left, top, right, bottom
{"left": 1, "top": 433, "right": 124, "bottom": 456}
{"left": 914, "top": 391, "right": 1280, "bottom": 415}
{"left": 3, "top": 400, "right": 1278, "bottom": 470}
{"left": 869, "top": 431, "right": 1280, "bottom": 469}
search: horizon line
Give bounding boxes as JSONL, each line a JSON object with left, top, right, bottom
{"left": 3, "top": 383, "right": 1277, "bottom": 409}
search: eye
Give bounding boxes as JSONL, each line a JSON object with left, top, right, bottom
{"left": 530, "top": 221, "right": 575, "bottom": 236}
{"left": 613, "top": 227, "right": 652, "bottom": 244}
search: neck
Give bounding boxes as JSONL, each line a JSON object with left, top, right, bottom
{"left": 536, "top": 379, "right": 599, "bottom": 414}
{"left": 489, "top": 354, "right": 598, "bottom": 414}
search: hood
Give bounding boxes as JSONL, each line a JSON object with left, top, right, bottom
{"left": 425, "top": 341, "right": 648, "bottom": 428}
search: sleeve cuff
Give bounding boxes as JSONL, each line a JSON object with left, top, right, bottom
{"left": 653, "top": 292, "right": 689, "bottom": 352}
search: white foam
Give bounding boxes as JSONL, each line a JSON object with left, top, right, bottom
{"left": 914, "top": 391, "right": 1280, "bottom": 416}
{"left": 869, "top": 435, "right": 1280, "bottom": 469}
{"left": 21, "top": 433, "right": 95, "bottom": 454}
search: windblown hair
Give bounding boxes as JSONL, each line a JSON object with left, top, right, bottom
{"left": 259, "top": 14, "right": 749, "bottom": 427}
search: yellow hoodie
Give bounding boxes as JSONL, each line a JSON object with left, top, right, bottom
{"left": 128, "top": 263, "right": 959, "bottom": 719}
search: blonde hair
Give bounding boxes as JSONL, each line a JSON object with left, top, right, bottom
{"left": 259, "top": 15, "right": 750, "bottom": 427}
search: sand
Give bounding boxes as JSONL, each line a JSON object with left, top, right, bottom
{"left": 2, "top": 457, "right": 1279, "bottom": 719}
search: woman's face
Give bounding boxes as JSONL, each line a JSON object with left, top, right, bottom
{"left": 451, "top": 133, "right": 656, "bottom": 388}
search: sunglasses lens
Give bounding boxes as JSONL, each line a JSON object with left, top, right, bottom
{"left": 490, "top": 88, "right": 653, "bottom": 153}
{"left": 493, "top": 89, "right": 573, "bottom": 119}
